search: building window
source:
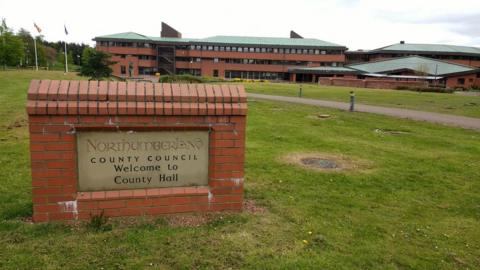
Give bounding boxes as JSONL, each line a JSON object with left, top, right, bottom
{"left": 321, "top": 50, "right": 326, "bottom": 55}
{"left": 255, "top": 48, "right": 260, "bottom": 53}
{"left": 214, "top": 46, "right": 219, "bottom": 51}
{"left": 457, "top": 78, "right": 465, "bottom": 85}
{"left": 208, "top": 46, "right": 213, "bottom": 51}
{"left": 279, "top": 48, "right": 284, "bottom": 54}
{"left": 120, "top": 66, "right": 126, "bottom": 75}
{"left": 213, "top": 70, "right": 219, "bottom": 77}
{"left": 249, "top": 48, "right": 254, "bottom": 53}
{"left": 214, "top": 58, "right": 219, "bottom": 63}
{"left": 226, "top": 47, "right": 231, "bottom": 51}
{"left": 238, "top": 47, "right": 243, "bottom": 52}
{"left": 196, "top": 58, "right": 201, "bottom": 62}
{"left": 220, "top": 46, "right": 225, "bottom": 51}
{"left": 261, "top": 48, "right": 266, "bottom": 53}
{"left": 314, "top": 49, "right": 320, "bottom": 54}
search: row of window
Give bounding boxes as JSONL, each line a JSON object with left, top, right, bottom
{"left": 225, "top": 70, "right": 285, "bottom": 80}
{"left": 177, "top": 69, "right": 201, "bottom": 76}
{"left": 98, "top": 41, "right": 157, "bottom": 48}
{"left": 115, "top": 54, "right": 156, "bottom": 60}
{"left": 97, "top": 41, "right": 343, "bottom": 55}
{"left": 176, "top": 57, "right": 341, "bottom": 67}
{"left": 186, "top": 45, "right": 342, "bottom": 55}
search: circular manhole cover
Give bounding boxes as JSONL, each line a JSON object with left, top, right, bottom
{"left": 301, "top": 158, "right": 338, "bottom": 169}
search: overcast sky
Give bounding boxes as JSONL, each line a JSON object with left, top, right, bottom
{"left": 1, "top": 0, "right": 479, "bottom": 50}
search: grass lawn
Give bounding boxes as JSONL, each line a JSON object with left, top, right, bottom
{"left": 1, "top": 70, "right": 480, "bottom": 269}
{"left": 244, "top": 82, "right": 480, "bottom": 118}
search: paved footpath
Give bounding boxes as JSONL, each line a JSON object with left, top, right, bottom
{"left": 248, "top": 93, "right": 480, "bottom": 131}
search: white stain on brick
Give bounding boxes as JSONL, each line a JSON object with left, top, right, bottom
{"left": 208, "top": 191, "right": 213, "bottom": 203}
{"left": 66, "top": 125, "right": 76, "bottom": 134}
{"left": 108, "top": 116, "right": 115, "bottom": 126}
{"left": 58, "top": 200, "right": 78, "bottom": 219}
{"left": 230, "top": 178, "right": 244, "bottom": 186}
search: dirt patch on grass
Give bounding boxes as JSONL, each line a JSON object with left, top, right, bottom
{"left": 307, "top": 113, "right": 334, "bottom": 120}
{"left": 167, "top": 200, "right": 267, "bottom": 227}
{"left": 166, "top": 214, "right": 215, "bottom": 228}
{"left": 243, "top": 199, "right": 267, "bottom": 215}
{"left": 374, "top": 128, "right": 411, "bottom": 135}
{"left": 282, "top": 152, "right": 371, "bottom": 172}
{"left": 6, "top": 118, "right": 27, "bottom": 130}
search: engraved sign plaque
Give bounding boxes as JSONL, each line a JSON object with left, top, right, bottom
{"left": 77, "top": 131, "right": 209, "bottom": 191}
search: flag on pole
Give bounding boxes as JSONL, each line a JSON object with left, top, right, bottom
{"left": 34, "top": 22, "right": 42, "bottom": 33}
{"left": 64, "top": 24, "right": 69, "bottom": 73}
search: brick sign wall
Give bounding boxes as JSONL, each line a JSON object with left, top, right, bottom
{"left": 27, "top": 80, "right": 247, "bottom": 222}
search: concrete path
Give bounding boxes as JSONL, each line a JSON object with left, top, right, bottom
{"left": 248, "top": 93, "right": 480, "bottom": 131}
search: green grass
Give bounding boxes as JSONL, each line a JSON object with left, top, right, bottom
{"left": 1, "top": 70, "right": 480, "bottom": 269}
{"left": 244, "top": 82, "right": 480, "bottom": 118}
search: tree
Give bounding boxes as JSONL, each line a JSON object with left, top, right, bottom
{"left": 80, "top": 50, "right": 115, "bottom": 79}
{"left": 81, "top": 47, "right": 95, "bottom": 66}
{"left": 0, "top": 18, "right": 24, "bottom": 69}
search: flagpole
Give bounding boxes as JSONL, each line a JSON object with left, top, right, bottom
{"left": 64, "top": 41, "right": 68, "bottom": 73}
{"left": 34, "top": 37, "right": 38, "bottom": 71}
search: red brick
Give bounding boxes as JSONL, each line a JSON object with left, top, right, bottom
{"left": 98, "top": 81, "right": 108, "bottom": 101}
{"left": 98, "top": 200, "right": 125, "bottom": 209}
{"left": 34, "top": 204, "right": 60, "bottom": 213}
{"left": 91, "top": 191, "right": 106, "bottom": 199}
{"left": 119, "top": 208, "right": 144, "bottom": 216}
{"left": 33, "top": 212, "right": 48, "bottom": 222}
{"left": 49, "top": 212, "right": 75, "bottom": 220}
{"left": 78, "top": 80, "right": 89, "bottom": 101}
{"left": 27, "top": 80, "right": 40, "bottom": 100}
{"left": 57, "top": 81, "right": 70, "bottom": 100}
{"left": 168, "top": 196, "right": 191, "bottom": 205}
{"left": 32, "top": 187, "right": 63, "bottom": 195}
{"left": 145, "top": 83, "right": 154, "bottom": 101}
{"left": 78, "top": 201, "right": 98, "bottom": 210}
{"left": 47, "top": 195, "right": 75, "bottom": 203}
{"left": 105, "top": 190, "right": 120, "bottom": 199}
{"left": 171, "top": 204, "right": 197, "bottom": 213}
{"left": 67, "top": 81, "right": 80, "bottom": 101}
{"left": 32, "top": 196, "right": 48, "bottom": 204}
{"left": 126, "top": 199, "right": 152, "bottom": 208}
{"left": 146, "top": 206, "right": 171, "bottom": 215}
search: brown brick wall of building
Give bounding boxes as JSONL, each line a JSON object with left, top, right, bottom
{"left": 319, "top": 77, "right": 428, "bottom": 89}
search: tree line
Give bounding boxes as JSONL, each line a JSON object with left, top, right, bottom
{"left": 0, "top": 18, "right": 114, "bottom": 79}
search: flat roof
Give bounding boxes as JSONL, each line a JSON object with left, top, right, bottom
{"left": 372, "top": 43, "right": 480, "bottom": 56}
{"left": 94, "top": 32, "right": 346, "bottom": 49}
{"left": 349, "top": 56, "right": 476, "bottom": 76}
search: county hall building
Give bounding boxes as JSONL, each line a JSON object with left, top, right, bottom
{"left": 94, "top": 23, "right": 348, "bottom": 82}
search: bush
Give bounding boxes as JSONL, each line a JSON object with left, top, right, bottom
{"left": 394, "top": 86, "right": 454, "bottom": 93}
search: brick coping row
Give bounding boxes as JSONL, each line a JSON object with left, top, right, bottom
{"left": 27, "top": 80, "right": 247, "bottom": 116}
{"left": 77, "top": 186, "right": 210, "bottom": 201}
{"left": 27, "top": 80, "right": 247, "bottom": 103}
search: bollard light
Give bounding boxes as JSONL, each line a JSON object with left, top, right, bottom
{"left": 349, "top": 91, "right": 355, "bottom": 112}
